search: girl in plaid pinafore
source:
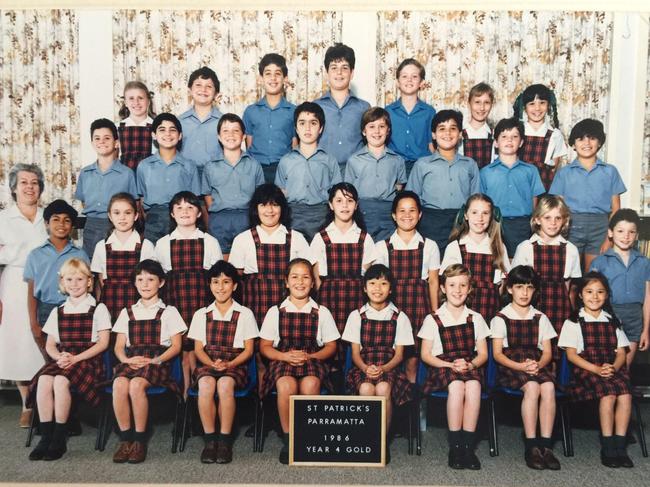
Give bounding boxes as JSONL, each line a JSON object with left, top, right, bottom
{"left": 259, "top": 258, "right": 339, "bottom": 464}
{"left": 28, "top": 259, "right": 111, "bottom": 461}
{"left": 117, "top": 81, "right": 155, "bottom": 171}
{"left": 558, "top": 272, "right": 633, "bottom": 468}
{"left": 461, "top": 83, "right": 495, "bottom": 169}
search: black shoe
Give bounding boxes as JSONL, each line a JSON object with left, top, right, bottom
{"left": 279, "top": 444, "right": 289, "bottom": 465}
{"left": 463, "top": 446, "right": 481, "bottom": 470}
{"left": 200, "top": 441, "right": 217, "bottom": 464}
{"left": 28, "top": 438, "right": 50, "bottom": 461}
{"left": 617, "top": 453, "right": 634, "bottom": 468}
{"left": 541, "top": 447, "right": 561, "bottom": 471}
{"left": 601, "top": 450, "right": 620, "bottom": 468}
{"left": 448, "top": 446, "right": 464, "bottom": 469}
{"left": 525, "top": 447, "right": 546, "bottom": 470}
{"left": 43, "top": 443, "right": 67, "bottom": 461}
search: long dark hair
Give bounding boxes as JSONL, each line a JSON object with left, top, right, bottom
{"left": 248, "top": 183, "right": 291, "bottom": 229}
{"left": 569, "top": 271, "right": 618, "bottom": 324}
{"left": 320, "top": 182, "right": 366, "bottom": 231}
{"left": 168, "top": 191, "right": 205, "bottom": 233}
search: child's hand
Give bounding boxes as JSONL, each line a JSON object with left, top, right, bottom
{"left": 451, "top": 359, "right": 468, "bottom": 373}
{"left": 285, "top": 350, "right": 307, "bottom": 366}
{"left": 365, "top": 364, "right": 382, "bottom": 379}
{"left": 598, "top": 363, "right": 615, "bottom": 378}
{"left": 523, "top": 359, "right": 539, "bottom": 375}
{"left": 213, "top": 359, "right": 229, "bottom": 372}
{"left": 639, "top": 331, "right": 649, "bottom": 351}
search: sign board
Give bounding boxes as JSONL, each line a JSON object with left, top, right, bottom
{"left": 289, "top": 395, "right": 386, "bottom": 467}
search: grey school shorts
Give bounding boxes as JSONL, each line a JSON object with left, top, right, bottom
{"left": 568, "top": 213, "right": 609, "bottom": 255}
{"left": 612, "top": 303, "right": 643, "bottom": 342}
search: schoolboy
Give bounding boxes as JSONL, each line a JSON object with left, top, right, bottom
{"left": 75, "top": 118, "right": 138, "bottom": 259}
{"left": 460, "top": 82, "right": 496, "bottom": 169}
{"left": 385, "top": 58, "right": 436, "bottom": 176}
{"left": 275, "top": 101, "right": 341, "bottom": 241}
{"left": 314, "top": 43, "right": 370, "bottom": 174}
{"left": 480, "top": 117, "right": 545, "bottom": 257}
{"left": 24, "top": 200, "right": 89, "bottom": 350}
{"left": 178, "top": 66, "right": 223, "bottom": 177}
{"left": 243, "top": 53, "right": 296, "bottom": 183}
{"left": 136, "top": 113, "right": 202, "bottom": 243}
{"left": 406, "top": 109, "right": 480, "bottom": 253}
{"left": 202, "top": 113, "right": 265, "bottom": 255}
{"left": 590, "top": 209, "right": 650, "bottom": 367}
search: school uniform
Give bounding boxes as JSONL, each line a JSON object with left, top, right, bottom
{"left": 558, "top": 309, "right": 631, "bottom": 402}
{"left": 342, "top": 303, "right": 414, "bottom": 405}
{"left": 406, "top": 151, "right": 480, "bottom": 253}
{"left": 460, "top": 123, "right": 495, "bottom": 169}
{"left": 417, "top": 303, "right": 490, "bottom": 392}
{"left": 591, "top": 249, "right": 650, "bottom": 342}
{"left": 385, "top": 98, "right": 436, "bottom": 174}
{"left": 28, "top": 295, "right": 111, "bottom": 407}
{"left": 275, "top": 147, "right": 342, "bottom": 241}
{"left": 549, "top": 159, "right": 626, "bottom": 255}
{"left": 259, "top": 297, "right": 340, "bottom": 397}
{"left": 344, "top": 146, "right": 407, "bottom": 241}
{"left": 441, "top": 236, "right": 510, "bottom": 323}
{"left": 479, "top": 158, "right": 545, "bottom": 257}
{"left": 112, "top": 299, "right": 187, "bottom": 393}
{"left": 91, "top": 231, "right": 156, "bottom": 321}
{"left": 178, "top": 106, "right": 223, "bottom": 177}
{"left": 229, "top": 225, "right": 312, "bottom": 324}
{"left": 118, "top": 116, "right": 153, "bottom": 171}
{"left": 201, "top": 152, "right": 264, "bottom": 253}
{"left": 136, "top": 152, "right": 203, "bottom": 243}
{"left": 490, "top": 304, "right": 557, "bottom": 389}
{"left": 519, "top": 121, "right": 567, "bottom": 191}
{"left": 188, "top": 300, "right": 259, "bottom": 389}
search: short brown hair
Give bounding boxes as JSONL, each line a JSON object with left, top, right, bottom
{"left": 468, "top": 82, "right": 495, "bottom": 103}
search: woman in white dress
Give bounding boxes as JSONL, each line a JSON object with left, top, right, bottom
{"left": 0, "top": 164, "right": 48, "bottom": 426}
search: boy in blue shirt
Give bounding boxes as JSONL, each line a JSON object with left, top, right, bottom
{"left": 406, "top": 109, "right": 480, "bottom": 253}
{"left": 385, "top": 58, "right": 436, "bottom": 176}
{"left": 24, "top": 200, "right": 89, "bottom": 349}
{"left": 275, "top": 101, "right": 341, "bottom": 240}
{"left": 243, "top": 53, "right": 296, "bottom": 184}
{"left": 202, "top": 113, "right": 264, "bottom": 256}
{"left": 590, "top": 209, "right": 650, "bottom": 368}
{"left": 179, "top": 66, "right": 223, "bottom": 178}
{"left": 75, "top": 118, "right": 138, "bottom": 259}
{"left": 480, "top": 117, "right": 545, "bottom": 257}
{"left": 137, "top": 113, "right": 202, "bottom": 243}
{"left": 314, "top": 43, "right": 370, "bottom": 175}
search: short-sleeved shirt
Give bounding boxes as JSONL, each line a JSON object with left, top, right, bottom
{"left": 75, "top": 160, "right": 138, "bottom": 217}
{"left": 489, "top": 304, "right": 557, "bottom": 350}
{"left": 229, "top": 225, "right": 313, "bottom": 274}
{"left": 558, "top": 309, "right": 630, "bottom": 354}
{"left": 590, "top": 249, "right": 650, "bottom": 305}
{"left": 178, "top": 106, "right": 223, "bottom": 171}
{"left": 112, "top": 299, "right": 187, "bottom": 347}
{"left": 90, "top": 231, "right": 157, "bottom": 279}
{"left": 259, "top": 297, "right": 340, "bottom": 347}
{"left": 24, "top": 240, "right": 90, "bottom": 305}
{"left": 0, "top": 206, "right": 47, "bottom": 268}
{"left": 242, "top": 97, "right": 296, "bottom": 165}
{"left": 406, "top": 152, "right": 480, "bottom": 209}
{"left": 385, "top": 98, "right": 436, "bottom": 162}
{"left": 43, "top": 294, "right": 112, "bottom": 343}
{"left": 188, "top": 300, "right": 259, "bottom": 348}
{"left": 275, "top": 147, "right": 342, "bottom": 205}
{"left": 201, "top": 152, "right": 265, "bottom": 212}
{"left": 441, "top": 236, "right": 510, "bottom": 283}
{"left": 136, "top": 152, "right": 202, "bottom": 209}
{"left": 344, "top": 146, "right": 406, "bottom": 201}
{"left": 342, "top": 302, "right": 414, "bottom": 349}
{"left": 154, "top": 228, "right": 223, "bottom": 272}
{"left": 479, "top": 158, "right": 545, "bottom": 217}
{"left": 314, "top": 91, "right": 371, "bottom": 164}
{"left": 371, "top": 231, "right": 440, "bottom": 280}
{"left": 548, "top": 159, "right": 627, "bottom": 214}
{"left": 417, "top": 302, "right": 491, "bottom": 356}
{"left": 523, "top": 122, "right": 568, "bottom": 167}
{"left": 310, "top": 221, "right": 375, "bottom": 276}
{"left": 511, "top": 234, "right": 581, "bottom": 279}
{"left": 459, "top": 123, "right": 496, "bottom": 162}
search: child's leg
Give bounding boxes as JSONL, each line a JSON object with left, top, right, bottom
{"left": 128, "top": 377, "right": 150, "bottom": 434}
{"left": 276, "top": 376, "right": 298, "bottom": 433}
{"left": 197, "top": 376, "right": 217, "bottom": 435}
{"left": 36, "top": 375, "right": 55, "bottom": 422}
{"left": 406, "top": 357, "right": 417, "bottom": 383}
{"left": 52, "top": 375, "right": 72, "bottom": 424}
{"left": 298, "top": 376, "right": 321, "bottom": 395}
{"left": 358, "top": 383, "right": 376, "bottom": 396}
{"left": 375, "top": 382, "right": 393, "bottom": 428}
{"left": 520, "top": 381, "right": 541, "bottom": 440}
{"left": 539, "top": 382, "right": 556, "bottom": 440}
{"left": 216, "top": 377, "right": 236, "bottom": 434}
{"left": 446, "top": 381, "right": 465, "bottom": 431}
{"left": 17, "top": 382, "right": 30, "bottom": 411}
{"left": 599, "top": 395, "right": 616, "bottom": 436}
{"left": 626, "top": 342, "right": 638, "bottom": 369}
{"left": 614, "top": 393, "right": 632, "bottom": 436}
{"left": 462, "top": 380, "right": 482, "bottom": 432}
{"left": 112, "top": 377, "right": 132, "bottom": 431}
{"left": 182, "top": 351, "right": 196, "bottom": 396}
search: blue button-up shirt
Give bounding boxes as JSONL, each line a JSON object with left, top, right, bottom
{"left": 480, "top": 158, "right": 545, "bottom": 217}
{"left": 243, "top": 97, "right": 295, "bottom": 165}
{"left": 74, "top": 160, "right": 137, "bottom": 217}
{"left": 202, "top": 153, "right": 265, "bottom": 212}
{"left": 136, "top": 153, "right": 202, "bottom": 209}
{"left": 549, "top": 158, "right": 626, "bottom": 214}
{"left": 24, "top": 240, "right": 89, "bottom": 305}
{"left": 591, "top": 249, "right": 650, "bottom": 304}
{"left": 314, "top": 91, "right": 370, "bottom": 164}
{"left": 178, "top": 106, "right": 223, "bottom": 172}
{"left": 344, "top": 146, "right": 406, "bottom": 201}
{"left": 385, "top": 98, "right": 436, "bottom": 162}
{"left": 406, "top": 152, "right": 480, "bottom": 209}
{"left": 275, "top": 147, "right": 342, "bottom": 205}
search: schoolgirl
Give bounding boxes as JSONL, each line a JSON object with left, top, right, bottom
{"left": 117, "top": 81, "right": 155, "bottom": 171}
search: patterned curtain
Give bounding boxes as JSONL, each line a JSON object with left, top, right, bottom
{"left": 643, "top": 34, "right": 650, "bottom": 193}
{"left": 376, "top": 11, "right": 613, "bottom": 160}
{"left": 112, "top": 10, "right": 342, "bottom": 117}
{"left": 0, "top": 10, "right": 80, "bottom": 208}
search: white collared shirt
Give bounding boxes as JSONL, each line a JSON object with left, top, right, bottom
{"left": 558, "top": 308, "right": 629, "bottom": 354}
{"left": 43, "top": 294, "right": 112, "bottom": 343}
{"left": 523, "top": 121, "right": 568, "bottom": 167}
{"left": 459, "top": 123, "right": 497, "bottom": 162}
{"left": 90, "top": 231, "right": 156, "bottom": 279}
{"left": 490, "top": 304, "right": 557, "bottom": 350}
{"left": 112, "top": 299, "right": 187, "bottom": 347}
{"left": 440, "top": 235, "right": 510, "bottom": 283}
{"left": 154, "top": 228, "right": 223, "bottom": 272}
{"left": 371, "top": 230, "right": 440, "bottom": 280}
{"left": 342, "top": 302, "right": 414, "bottom": 349}
{"left": 121, "top": 116, "right": 153, "bottom": 127}
{"left": 0, "top": 205, "right": 47, "bottom": 267}
{"left": 188, "top": 300, "right": 259, "bottom": 348}
{"left": 511, "top": 234, "right": 581, "bottom": 279}
{"left": 310, "top": 221, "right": 375, "bottom": 276}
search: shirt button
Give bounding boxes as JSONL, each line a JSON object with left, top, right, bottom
{"left": 406, "top": 130, "right": 410, "bottom": 134}
{"left": 269, "top": 125, "right": 272, "bottom": 128}
{"left": 338, "top": 141, "right": 342, "bottom": 145}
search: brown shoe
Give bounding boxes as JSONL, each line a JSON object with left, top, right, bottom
{"left": 215, "top": 441, "right": 233, "bottom": 464}
{"left": 19, "top": 409, "right": 33, "bottom": 428}
{"left": 200, "top": 441, "right": 217, "bottom": 464}
{"left": 128, "top": 441, "right": 147, "bottom": 464}
{"left": 541, "top": 447, "right": 561, "bottom": 470}
{"left": 525, "top": 446, "right": 546, "bottom": 470}
{"left": 112, "top": 441, "right": 133, "bottom": 463}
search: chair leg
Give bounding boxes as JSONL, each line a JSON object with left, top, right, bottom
{"left": 559, "top": 402, "right": 571, "bottom": 457}
{"left": 633, "top": 398, "right": 648, "bottom": 458}
{"left": 99, "top": 404, "right": 113, "bottom": 452}
{"left": 252, "top": 396, "right": 260, "bottom": 453}
{"left": 95, "top": 398, "right": 107, "bottom": 451}
{"left": 179, "top": 396, "right": 192, "bottom": 452}
{"left": 257, "top": 399, "right": 266, "bottom": 453}
{"left": 171, "top": 397, "right": 183, "bottom": 453}
{"left": 416, "top": 396, "right": 424, "bottom": 456}
{"left": 488, "top": 397, "right": 498, "bottom": 457}
{"left": 26, "top": 408, "right": 38, "bottom": 448}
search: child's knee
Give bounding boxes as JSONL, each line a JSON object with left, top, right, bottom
{"left": 198, "top": 377, "right": 216, "bottom": 397}
{"left": 216, "top": 377, "right": 235, "bottom": 396}
{"left": 358, "top": 383, "right": 375, "bottom": 396}
{"left": 375, "top": 382, "right": 391, "bottom": 398}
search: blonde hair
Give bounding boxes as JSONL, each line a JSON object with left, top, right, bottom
{"left": 530, "top": 194, "right": 571, "bottom": 236}
{"left": 58, "top": 258, "right": 93, "bottom": 294}
{"left": 439, "top": 264, "right": 472, "bottom": 304}
{"left": 119, "top": 81, "right": 156, "bottom": 120}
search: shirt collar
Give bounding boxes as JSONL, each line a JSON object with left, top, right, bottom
{"left": 88, "top": 159, "right": 122, "bottom": 174}
{"left": 106, "top": 230, "right": 142, "bottom": 246}
{"left": 279, "top": 297, "right": 319, "bottom": 311}
{"left": 501, "top": 303, "right": 540, "bottom": 320}
{"left": 357, "top": 145, "right": 398, "bottom": 159}
{"left": 524, "top": 120, "right": 551, "bottom": 135}
{"left": 529, "top": 233, "right": 567, "bottom": 245}
{"left": 437, "top": 302, "right": 472, "bottom": 323}
{"left": 492, "top": 158, "right": 524, "bottom": 169}
{"left": 133, "top": 298, "right": 166, "bottom": 310}
{"left": 62, "top": 293, "right": 97, "bottom": 308}
{"left": 459, "top": 234, "right": 491, "bottom": 246}
{"left": 603, "top": 247, "right": 642, "bottom": 264}
{"left": 122, "top": 116, "right": 153, "bottom": 127}
{"left": 256, "top": 97, "right": 292, "bottom": 110}
{"left": 256, "top": 224, "right": 289, "bottom": 236}
{"left": 180, "top": 106, "right": 222, "bottom": 121}
{"left": 43, "top": 239, "right": 74, "bottom": 253}
{"left": 360, "top": 302, "right": 399, "bottom": 314}
{"left": 578, "top": 308, "right": 611, "bottom": 321}
{"left": 430, "top": 151, "right": 461, "bottom": 165}
{"left": 325, "top": 221, "right": 361, "bottom": 236}
{"left": 292, "top": 146, "right": 326, "bottom": 159}
{"left": 170, "top": 228, "right": 205, "bottom": 239}
{"left": 320, "top": 90, "right": 358, "bottom": 107}
{"left": 6, "top": 205, "right": 44, "bottom": 224}
{"left": 206, "top": 300, "right": 241, "bottom": 319}
{"left": 567, "top": 158, "right": 606, "bottom": 170}
{"left": 389, "top": 231, "right": 424, "bottom": 246}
